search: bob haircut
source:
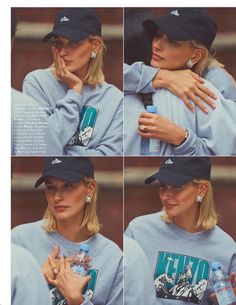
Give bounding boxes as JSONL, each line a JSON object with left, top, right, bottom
{"left": 51, "top": 34, "right": 105, "bottom": 87}
{"left": 161, "top": 179, "right": 218, "bottom": 230}
{"left": 124, "top": 9, "right": 155, "bottom": 65}
{"left": 42, "top": 177, "right": 102, "bottom": 235}
{"left": 191, "top": 41, "right": 223, "bottom": 77}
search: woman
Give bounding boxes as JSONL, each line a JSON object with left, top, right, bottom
{"left": 23, "top": 8, "right": 123, "bottom": 156}
{"left": 124, "top": 8, "right": 236, "bottom": 155}
{"left": 125, "top": 157, "right": 236, "bottom": 305}
{"left": 12, "top": 157, "right": 123, "bottom": 305}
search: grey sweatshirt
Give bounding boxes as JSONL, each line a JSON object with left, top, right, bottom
{"left": 12, "top": 220, "right": 123, "bottom": 305}
{"left": 23, "top": 68, "right": 123, "bottom": 156}
{"left": 124, "top": 62, "right": 236, "bottom": 155}
{"left": 125, "top": 212, "right": 236, "bottom": 305}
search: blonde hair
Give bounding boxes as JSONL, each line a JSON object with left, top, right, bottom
{"left": 42, "top": 177, "right": 102, "bottom": 235}
{"left": 50, "top": 35, "right": 106, "bottom": 86}
{"left": 83, "top": 35, "right": 106, "bottom": 86}
{"left": 191, "top": 41, "right": 224, "bottom": 76}
{"left": 161, "top": 179, "right": 218, "bottom": 230}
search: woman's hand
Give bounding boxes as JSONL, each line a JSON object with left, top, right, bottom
{"left": 210, "top": 272, "right": 236, "bottom": 304}
{"left": 52, "top": 46, "right": 83, "bottom": 93}
{"left": 152, "top": 69, "right": 217, "bottom": 113}
{"left": 45, "top": 255, "right": 91, "bottom": 305}
{"left": 41, "top": 244, "right": 60, "bottom": 280}
{"left": 138, "top": 112, "right": 186, "bottom": 146}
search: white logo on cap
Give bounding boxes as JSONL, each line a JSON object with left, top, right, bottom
{"left": 60, "top": 16, "right": 70, "bottom": 22}
{"left": 170, "top": 10, "right": 179, "bottom": 16}
{"left": 52, "top": 158, "right": 62, "bottom": 165}
{"left": 165, "top": 158, "right": 174, "bottom": 165}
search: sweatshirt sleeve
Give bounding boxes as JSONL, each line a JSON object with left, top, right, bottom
{"left": 64, "top": 98, "right": 123, "bottom": 156}
{"left": 172, "top": 94, "right": 236, "bottom": 155}
{"left": 124, "top": 62, "right": 158, "bottom": 94}
{"left": 23, "top": 77, "right": 83, "bottom": 150}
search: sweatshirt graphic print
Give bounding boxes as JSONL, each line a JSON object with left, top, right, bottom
{"left": 154, "top": 251, "right": 210, "bottom": 304}
{"left": 67, "top": 106, "right": 99, "bottom": 147}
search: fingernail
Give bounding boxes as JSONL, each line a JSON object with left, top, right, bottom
{"left": 205, "top": 108, "right": 209, "bottom": 113}
{"left": 212, "top": 103, "right": 216, "bottom": 109}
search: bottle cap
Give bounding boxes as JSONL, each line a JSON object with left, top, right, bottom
{"left": 211, "top": 262, "right": 222, "bottom": 271}
{"left": 146, "top": 105, "right": 157, "bottom": 113}
{"left": 79, "top": 243, "right": 90, "bottom": 253}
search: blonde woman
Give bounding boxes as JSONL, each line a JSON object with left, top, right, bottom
{"left": 124, "top": 8, "right": 236, "bottom": 155}
{"left": 12, "top": 157, "right": 123, "bottom": 305}
{"left": 125, "top": 157, "right": 236, "bottom": 305}
{"left": 23, "top": 8, "right": 123, "bottom": 156}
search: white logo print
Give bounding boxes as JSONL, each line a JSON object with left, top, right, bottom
{"left": 170, "top": 10, "right": 179, "bottom": 16}
{"left": 165, "top": 158, "right": 174, "bottom": 165}
{"left": 60, "top": 16, "right": 70, "bottom": 22}
{"left": 52, "top": 158, "right": 62, "bottom": 165}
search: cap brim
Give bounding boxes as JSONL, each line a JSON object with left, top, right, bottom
{"left": 143, "top": 18, "right": 192, "bottom": 42}
{"left": 43, "top": 27, "right": 90, "bottom": 42}
{"left": 34, "top": 169, "right": 85, "bottom": 188}
{"left": 145, "top": 169, "right": 193, "bottom": 187}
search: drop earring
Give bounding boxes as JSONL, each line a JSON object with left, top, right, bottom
{"left": 196, "top": 195, "right": 203, "bottom": 203}
{"left": 90, "top": 51, "right": 97, "bottom": 59}
{"left": 85, "top": 196, "right": 92, "bottom": 204}
{"left": 186, "top": 59, "right": 193, "bottom": 68}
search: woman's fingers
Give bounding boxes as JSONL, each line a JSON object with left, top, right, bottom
{"left": 48, "top": 255, "right": 59, "bottom": 276}
{"left": 51, "top": 244, "right": 60, "bottom": 258}
{"left": 45, "top": 272, "right": 57, "bottom": 286}
{"left": 197, "top": 82, "right": 217, "bottom": 100}
{"left": 59, "top": 255, "right": 66, "bottom": 273}
{"left": 230, "top": 272, "right": 236, "bottom": 287}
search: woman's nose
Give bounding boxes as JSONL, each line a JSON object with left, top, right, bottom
{"left": 153, "top": 37, "right": 162, "bottom": 50}
{"left": 54, "top": 189, "right": 64, "bottom": 202}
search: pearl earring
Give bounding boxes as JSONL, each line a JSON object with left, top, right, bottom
{"left": 85, "top": 196, "right": 92, "bottom": 204}
{"left": 91, "top": 51, "right": 97, "bottom": 59}
{"left": 196, "top": 195, "right": 203, "bottom": 203}
{"left": 186, "top": 59, "right": 193, "bottom": 68}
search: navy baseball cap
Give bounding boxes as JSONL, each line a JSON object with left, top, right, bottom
{"left": 145, "top": 157, "right": 211, "bottom": 187}
{"left": 43, "top": 8, "right": 101, "bottom": 42}
{"left": 35, "top": 157, "right": 94, "bottom": 188}
{"left": 143, "top": 8, "right": 217, "bottom": 49}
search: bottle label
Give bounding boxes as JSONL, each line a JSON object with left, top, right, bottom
{"left": 214, "top": 281, "right": 236, "bottom": 305}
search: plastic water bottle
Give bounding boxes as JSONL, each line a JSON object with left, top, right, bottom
{"left": 141, "top": 105, "right": 160, "bottom": 155}
{"left": 211, "top": 262, "right": 236, "bottom": 305}
{"left": 71, "top": 243, "right": 91, "bottom": 276}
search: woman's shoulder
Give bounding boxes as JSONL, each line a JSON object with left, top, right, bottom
{"left": 127, "top": 212, "right": 163, "bottom": 229}
{"left": 211, "top": 225, "right": 236, "bottom": 246}
{"left": 91, "top": 233, "right": 122, "bottom": 255}
{"left": 11, "top": 220, "right": 45, "bottom": 237}
{"left": 98, "top": 82, "right": 123, "bottom": 97}
{"left": 24, "top": 68, "right": 54, "bottom": 82}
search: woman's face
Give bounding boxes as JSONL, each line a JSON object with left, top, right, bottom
{"left": 45, "top": 177, "right": 89, "bottom": 223}
{"left": 159, "top": 181, "right": 200, "bottom": 219}
{"left": 151, "top": 29, "right": 195, "bottom": 70}
{"left": 53, "top": 36, "right": 95, "bottom": 75}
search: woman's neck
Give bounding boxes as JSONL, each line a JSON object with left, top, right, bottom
{"left": 56, "top": 220, "right": 91, "bottom": 242}
{"left": 173, "top": 211, "right": 203, "bottom": 233}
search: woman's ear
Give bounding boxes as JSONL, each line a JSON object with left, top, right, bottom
{"left": 191, "top": 47, "right": 205, "bottom": 65}
{"left": 86, "top": 181, "right": 96, "bottom": 198}
{"left": 91, "top": 38, "right": 102, "bottom": 53}
{"left": 197, "top": 182, "right": 208, "bottom": 197}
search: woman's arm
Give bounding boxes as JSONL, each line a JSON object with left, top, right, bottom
{"left": 137, "top": 85, "right": 236, "bottom": 155}
{"left": 125, "top": 62, "right": 217, "bottom": 113}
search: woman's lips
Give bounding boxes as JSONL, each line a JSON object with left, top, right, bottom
{"left": 54, "top": 205, "right": 68, "bottom": 213}
{"left": 164, "top": 204, "right": 177, "bottom": 209}
{"left": 152, "top": 53, "right": 164, "bottom": 61}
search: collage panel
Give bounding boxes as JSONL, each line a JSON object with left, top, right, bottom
{"left": 124, "top": 156, "right": 236, "bottom": 305}
{"left": 11, "top": 8, "right": 123, "bottom": 156}
{"left": 124, "top": 8, "right": 236, "bottom": 156}
{"left": 11, "top": 156, "right": 123, "bottom": 305}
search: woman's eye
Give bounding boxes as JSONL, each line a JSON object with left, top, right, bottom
{"left": 64, "top": 183, "right": 74, "bottom": 189}
{"left": 46, "top": 185, "right": 55, "bottom": 192}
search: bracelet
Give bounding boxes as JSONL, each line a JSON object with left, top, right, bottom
{"left": 174, "top": 128, "right": 189, "bottom": 147}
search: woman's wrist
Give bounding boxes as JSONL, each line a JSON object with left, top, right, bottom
{"left": 152, "top": 69, "right": 170, "bottom": 89}
{"left": 171, "top": 126, "right": 188, "bottom": 146}
{"left": 67, "top": 294, "right": 84, "bottom": 305}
